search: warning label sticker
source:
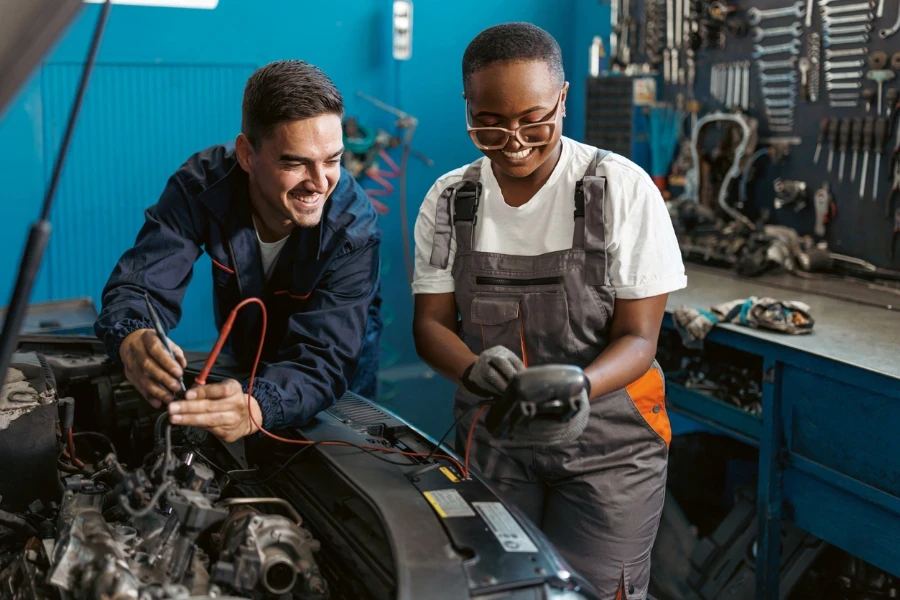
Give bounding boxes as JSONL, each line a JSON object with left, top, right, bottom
{"left": 472, "top": 502, "right": 539, "bottom": 553}
{"left": 423, "top": 489, "right": 475, "bottom": 518}
{"left": 440, "top": 466, "right": 460, "bottom": 483}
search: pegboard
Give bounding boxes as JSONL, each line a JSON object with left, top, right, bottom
{"left": 644, "top": 0, "right": 900, "bottom": 269}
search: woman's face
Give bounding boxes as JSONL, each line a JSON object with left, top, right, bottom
{"left": 465, "top": 60, "right": 567, "bottom": 179}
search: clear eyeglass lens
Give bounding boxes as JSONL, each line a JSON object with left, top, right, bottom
{"left": 472, "top": 129, "right": 509, "bottom": 148}
{"left": 519, "top": 123, "right": 552, "bottom": 145}
{"left": 472, "top": 123, "right": 553, "bottom": 148}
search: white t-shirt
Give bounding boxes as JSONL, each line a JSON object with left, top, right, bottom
{"left": 412, "top": 137, "right": 687, "bottom": 299}
{"left": 253, "top": 217, "right": 290, "bottom": 281}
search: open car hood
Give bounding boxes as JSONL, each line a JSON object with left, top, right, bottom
{"left": 0, "top": 0, "right": 83, "bottom": 118}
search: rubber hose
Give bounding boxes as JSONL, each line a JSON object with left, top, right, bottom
{"left": 36, "top": 353, "right": 57, "bottom": 394}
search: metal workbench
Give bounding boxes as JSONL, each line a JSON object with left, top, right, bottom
{"left": 663, "top": 265, "right": 900, "bottom": 598}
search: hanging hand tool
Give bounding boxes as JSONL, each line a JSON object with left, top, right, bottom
{"left": 863, "top": 88, "right": 876, "bottom": 113}
{"left": 891, "top": 208, "right": 900, "bottom": 260}
{"left": 675, "top": 0, "right": 682, "bottom": 74}
{"left": 839, "top": 118, "right": 851, "bottom": 182}
{"left": 886, "top": 88, "right": 899, "bottom": 118}
{"left": 747, "top": 2, "right": 807, "bottom": 25}
{"left": 860, "top": 116, "right": 875, "bottom": 200}
{"left": 666, "top": 0, "right": 674, "bottom": 51}
{"left": 814, "top": 183, "right": 834, "bottom": 237}
{"left": 828, "top": 117, "right": 841, "bottom": 172}
{"left": 851, "top": 117, "right": 863, "bottom": 182}
{"left": 809, "top": 33, "right": 822, "bottom": 102}
{"left": 889, "top": 115, "right": 900, "bottom": 217}
{"left": 882, "top": 2, "right": 900, "bottom": 38}
{"left": 742, "top": 62, "right": 750, "bottom": 110}
{"left": 866, "top": 70, "right": 896, "bottom": 116}
{"left": 872, "top": 116, "right": 889, "bottom": 201}
{"left": 824, "top": 23, "right": 874, "bottom": 36}
{"left": 889, "top": 159, "right": 900, "bottom": 218}
{"left": 825, "top": 47, "right": 869, "bottom": 60}
{"left": 814, "top": 117, "right": 830, "bottom": 164}
{"left": 799, "top": 58, "right": 811, "bottom": 102}
{"left": 868, "top": 51, "right": 889, "bottom": 70}
{"left": 822, "top": 1, "right": 876, "bottom": 17}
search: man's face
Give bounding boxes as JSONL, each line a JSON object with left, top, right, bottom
{"left": 237, "top": 114, "right": 344, "bottom": 229}
{"left": 465, "top": 60, "right": 567, "bottom": 179}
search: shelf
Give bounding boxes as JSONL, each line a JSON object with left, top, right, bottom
{"left": 665, "top": 381, "right": 762, "bottom": 446}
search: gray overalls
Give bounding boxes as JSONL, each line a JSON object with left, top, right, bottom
{"left": 429, "top": 150, "right": 671, "bottom": 599}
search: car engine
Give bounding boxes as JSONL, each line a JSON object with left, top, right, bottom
{"left": 0, "top": 335, "right": 600, "bottom": 600}
{"left": 0, "top": 350, "right": 327, "bottom": 600}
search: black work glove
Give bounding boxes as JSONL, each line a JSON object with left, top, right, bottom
{"left": 460, "top": 346, "right": 526, "bottom": 397}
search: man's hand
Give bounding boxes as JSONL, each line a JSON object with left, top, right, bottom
{"left": 168, "top": 379, "right": 262, "bottom": 443}
{"left": 120, "top": 329, "right": 187, "bottom": 408}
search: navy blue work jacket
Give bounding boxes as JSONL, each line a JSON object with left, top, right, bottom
{"left": 94, "top": 144, "right": 381, "bottom": 430}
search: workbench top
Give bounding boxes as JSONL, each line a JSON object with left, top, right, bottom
{"left": 667, "top": 265, "right": 900, "bottom": 381}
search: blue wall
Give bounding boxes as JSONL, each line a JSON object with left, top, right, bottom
{"left": 0, "top": 0, "right": 610, "bottom": 436}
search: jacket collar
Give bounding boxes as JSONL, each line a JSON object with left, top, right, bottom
{"left": 197, "top": 161, "right": 327, "bottom": 266}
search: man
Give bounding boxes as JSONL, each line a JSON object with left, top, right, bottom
{"left": 412, "top": 23, "right": 685, "bottom": 598}
{"left": 95, "top": 60, "right": 382, "bottom": 442}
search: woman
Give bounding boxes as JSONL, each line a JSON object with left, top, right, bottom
{"left": 411, "top": 22, "right": 686, "bottom": 599}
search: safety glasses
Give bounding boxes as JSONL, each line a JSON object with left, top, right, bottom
{"left": 465, "top": 89, "right": 564, "bottom": 151}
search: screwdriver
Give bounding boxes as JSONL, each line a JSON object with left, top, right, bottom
{"left": 887, "top": 88, "right": 899, "bottom": 119}
{"left": 814, "top": 117, "right": 829, "bottom": 165}
{"left": 839, "top": 118, "right": 851, "bottom": 183}
{"left": 827, "top": 118, "right": 840, "bottom": 173}
{"left": 851, "top": 117, "right": 863, "bottom": 183}
{"left": 872, "top": 117, "right": 889, "bottom": 202}
{"left": 860, "top": 116, "right": 875, "bottom": 200}
{"left": 863, "top": 89, "right": 876, "bottom": 114}
{"left": 143, "top": 292, "right": 186, "bottom": 397}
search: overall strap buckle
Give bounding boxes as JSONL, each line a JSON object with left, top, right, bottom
{"left": 453, "top": 181, "right": 482, "bottom": 223}
{"left": 574, "top": 180, "right": 586, "bottom": 220}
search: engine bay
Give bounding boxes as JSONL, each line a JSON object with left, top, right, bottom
{"left": 0, "top": 335, "right": 597, "bottom": 600}
{"left": 0, "top": 347, "right": 328, "bottom": 600}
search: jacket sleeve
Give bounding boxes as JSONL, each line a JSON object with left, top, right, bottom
{"left": 94, "top": 175, "right": 204, "bottom": 366}
{"left": 243, "top": 234, "right": 381, "bottom": 430}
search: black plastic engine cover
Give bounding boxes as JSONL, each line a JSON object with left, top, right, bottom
{"left": 0, "top": 392, "right": 59, "bottom": 512}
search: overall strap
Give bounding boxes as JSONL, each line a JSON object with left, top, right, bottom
{"left": 429, "top": 159, "right": 484, "bottom": 269}
{"left": 574, "top": 149, "right": 612, "bottom": 286}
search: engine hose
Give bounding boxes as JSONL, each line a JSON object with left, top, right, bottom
{"left": 36, "top": 352, "right": 57, "bottom": 395}
{"left": 0, "top": 509, "right": 38, "bottom": 538}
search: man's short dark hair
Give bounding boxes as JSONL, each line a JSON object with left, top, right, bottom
{"left": 242, "top": 60, "right": 343, "bottom": 148}
{"left": 462, "top": 22, "right": 564, "bottom": 92}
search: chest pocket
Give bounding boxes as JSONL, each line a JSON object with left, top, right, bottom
{"left": 211, "top": 259, "right": 240, "bottom": 306}
{"left": 469, "top": 293, "right": 574, "bottom": 366}
{"left": 469, "top": 296, "right": 524, "bottom": 360}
